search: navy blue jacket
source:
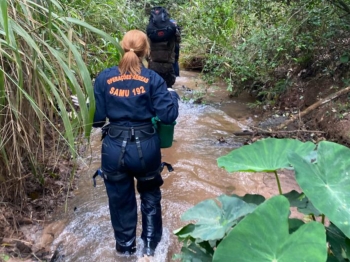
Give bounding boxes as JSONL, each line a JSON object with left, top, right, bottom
{"left": 93, "top": 65, "right": 179, "bottom": 127}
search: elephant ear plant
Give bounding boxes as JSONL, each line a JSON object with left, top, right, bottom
{"left": 173, "top": 138, "right": 350, "bottom": 261}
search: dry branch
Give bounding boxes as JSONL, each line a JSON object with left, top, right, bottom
{"left": 233, "top": 130, "right": 325, "bottom": 136}
{"left": 276, "top": 86, "right": 350, "bottom": 130}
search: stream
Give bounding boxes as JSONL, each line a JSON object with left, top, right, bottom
{"left": 48, "top": 71, "right": 300, "bottom": 262}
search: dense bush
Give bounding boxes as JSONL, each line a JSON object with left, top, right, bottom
{"left": 176, "top": 0, "right": 350, "bottom": 100}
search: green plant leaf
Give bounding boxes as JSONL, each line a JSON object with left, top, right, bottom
{"left": 283, "top": 190, "right": 322, "bottom": 216}
{"left": 60, "top": 17, "right": 123, "bottom": 54}
{"left": 173, "top": 223, "right": 196, "bottom": 240}
{"left": 217, "top": 138, "right": 316, "bottom": 172}
{"left": 340, "top": 54, "right": 349, "bottom": 63}
{"left": 326, "top": 223, "right": 350, "bottom": 261}
{"left": 213, "top": 195, "right": 327, "bottom": 262}
{"left": 288, "top": 218, "right": 304, "bottom": 234}
{"left": 0, "top": 0, "right": 9, "bottom": 43}
{"left": 173, "top": 241, "right": 213, "bottom": 262}
{"left": 289, "top": 141, "right": 350, "bottom": 239}
{"left": 233, "top": 193, "right": 266, "bottom": 205}
{"left": 179, "top": 195, "right": 256, "bottom": 241}
{"left": 0, "top": 254, "right": 10, "bottom": 261}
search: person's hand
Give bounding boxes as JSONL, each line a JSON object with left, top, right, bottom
{"left": 71, "top": 95, "right": 79, "bottom": 106}
{"left": 71, "top": 95, "right": 89, "bottom": 107}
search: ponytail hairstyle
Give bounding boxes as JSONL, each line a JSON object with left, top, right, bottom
{"left": 119, "top": 30, "right": 150, "bottom": 75}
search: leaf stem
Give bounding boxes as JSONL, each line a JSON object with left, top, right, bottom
{"left": 274, "top": 170, "right": 282, "bottom": 195}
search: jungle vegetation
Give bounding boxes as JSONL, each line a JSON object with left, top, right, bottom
{"left": 1, "top": 0, "right": 350, "bottom": 248}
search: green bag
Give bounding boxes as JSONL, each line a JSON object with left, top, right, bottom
{"left": 152, "top": 117, "right": 176, "bottom": 148}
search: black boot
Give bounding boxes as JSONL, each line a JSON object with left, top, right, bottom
{"left": 116, "top": 239, "right": 136, "bottom": 256}
{"left": 143, "top": 240, "right": 158, "bottom": 256}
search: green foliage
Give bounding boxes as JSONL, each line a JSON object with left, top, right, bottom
{"left": 177, "top": 195, "right": 257, "bottom": 241}
{"left": 174, "top": 139, "right": 350, "bottom": 261}
{"left": 177, "top": 0, "right": 350, "bottom": 101}
{"left": 213, "top": 196, "right": 327, "bottom": 262}
{"left": 0, "top": 254, "right": 10, "bottom": 261}
{"left": 217, "top": 138, "right": 316, "bottom": 172}
{"left": 61, "top": 0, "right": 143, "bottom": 76}
{"left": 289, "top": 141, "right": 350, "bottom": 239}
{"left": 0, "top": 0, "right": 121, "bottom": 203}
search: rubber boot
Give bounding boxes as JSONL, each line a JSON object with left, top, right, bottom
{"left": 139, "top": 187, "right": 163, "bottom": 257}
{"left": 116, "top": 238, "right": 136, "bottom": 256}
{"left": 142, "top": 239, "right": 158, "bottom": 256}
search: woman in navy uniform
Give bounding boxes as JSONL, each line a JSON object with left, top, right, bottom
{"left": 92, "top": 29, "right": 179, "bottom": 257}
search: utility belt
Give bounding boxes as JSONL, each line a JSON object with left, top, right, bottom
{"left": 101, "top": 123, "right": 156, "bottom": 142}
{"left": 100, "top": 123, "right": 163, "bottom": 176}
{"left": 92, "top": 162, "right": 174, "bottom": 187}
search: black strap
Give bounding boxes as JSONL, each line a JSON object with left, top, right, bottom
{"left": 92, "top": 169, "right": 128, "bottom": 187}
{"left": 103, "top": 124, "right": 155, "bottom": 141}
{"left": 92, "top": 169, "right": 102, "bottom": 187}
{"left": 118, "top": 136, "right": 128, "bottom": 167}
{"left": 136, "top": 137, "right": 146, "bottom": 170}
{"left": 160, "top": 162, "right": 174, "bottom": 172}
{"left": 93, "top": 162, "right": 174, "bottom": 186}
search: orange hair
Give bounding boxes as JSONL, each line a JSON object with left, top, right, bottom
{"left": 119, "top": 30, "right": 150, "bottom": 75}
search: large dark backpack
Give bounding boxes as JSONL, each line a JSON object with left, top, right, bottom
{"left": 146, "top": 6, "right": 176, "bottom": 43}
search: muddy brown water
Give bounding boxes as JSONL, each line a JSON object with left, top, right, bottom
{"left": 46, "top": 71, "right": 301, "bottom": 262}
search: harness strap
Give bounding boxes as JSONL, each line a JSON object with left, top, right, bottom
{"left": 92, "top": 169, "right": 128, "bottom": 187}
{"left": 101, "top": 123, "right": 155, "bottom": 141}
{"left": 118, "top": 135, "right": 128, "bottom": 167}
{"left": 136, "top": 137, "right": 146, "bottom": 170}
{"left": 92, "top": 162, "right": 174, "bottom": 187}
{"left": 92, "top": 169, "right": 102, "bottom": 187}
{"left": 160, "top": 162, "right": 174, "bottom": 173}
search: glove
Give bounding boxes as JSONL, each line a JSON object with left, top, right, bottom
{"left": 71, "top": 95, "right": 79, "bottom": 106}
{"left": 71, "top": 95, "right": 90, "bottom": 107}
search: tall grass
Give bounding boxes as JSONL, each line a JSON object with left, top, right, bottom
{"left": 0, "top": 0, "right": 121, "bottom": 206}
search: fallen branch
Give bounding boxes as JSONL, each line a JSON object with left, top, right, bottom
{"left": 234, "top": 129, "right": 325, "bottom": 136}
{"left": 276, "top": 85, "right": 350, "bottom": 130}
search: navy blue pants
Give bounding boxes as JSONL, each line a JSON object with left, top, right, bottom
{"left": 101, "top": 132, "right": 163, "bottom": 252}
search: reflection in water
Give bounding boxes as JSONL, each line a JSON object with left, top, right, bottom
{"left": 51, "top": 71, "right": 300, "bottom": 261}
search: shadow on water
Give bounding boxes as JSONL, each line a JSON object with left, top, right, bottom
{"left": 50, "top": 71, "right": 300, "bottom": 262}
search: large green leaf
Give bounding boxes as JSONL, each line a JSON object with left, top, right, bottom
{"left": 213, "top": 195, "right": 327, "bottom": 262}
{"left": 283, "top": 190, "right": 322, "bottom": 216}
{"left": 326, "top": 223, "right": 350, "bottom": 261}
{"left": 217, "top": 138, "right": 316, "bottom": 172}
{"left": 174, "top": 224, "right": 196, "bottom": 240}
{"left": 178, "top": 195, "right": 256, "bottom": 241}
{"left": 289, "top": 141, "right": 350, "bottom": 239}
{"left": 173, "top": 241, "right": 213, "bottom": 262}
{"left": 233, "top": 193, "right": 266, "bottom": 205}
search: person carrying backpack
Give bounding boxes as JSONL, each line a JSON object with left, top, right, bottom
{"left": 170, "top": 19, "right": 181, "bottom": 77}
{"left": 146, "top": 6, "right": 181, "bottom": 87}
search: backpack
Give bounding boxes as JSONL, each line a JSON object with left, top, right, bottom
{"left": 146, "top": 6, "right": 176, "bottom": 43}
